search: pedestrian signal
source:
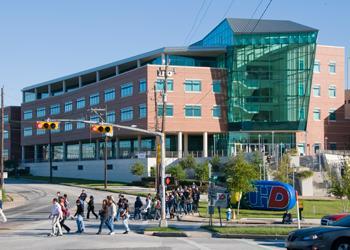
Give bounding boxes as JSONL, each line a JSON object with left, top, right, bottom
{"left": 165, "top": 176, "right": 174, "bottom": 186}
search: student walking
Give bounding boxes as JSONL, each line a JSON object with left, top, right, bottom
{"left": 59, "top": 197, "right": 71, "bottom": 233}
{"left": 0, "top": 199, "right": 7, "bottom": 223}
{"left": 48, "top": 198, "right": 63, "bottom": 237}
{"left": 106, "top": 196, "right": 117, "bottom": 235}
{"left": 87, "top": 196, "right": 98, "bottom": 219}
{"left": 74, "top": 199, "right": 85, "bottom": 233}
{"left": 133, "top": 196, "right": 143, "bottom": 220}
{"left": 96, "top": 199, "right": 113, "bottom": 234}
{"left": 121, "top": 199, "right": 130, "bottom": 234}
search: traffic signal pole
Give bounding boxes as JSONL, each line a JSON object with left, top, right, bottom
{"left": 104, "top": 135, "right": 108, "bottom": 189}
{"left": 49, "top": 129, "right": 53, "bottom": 183}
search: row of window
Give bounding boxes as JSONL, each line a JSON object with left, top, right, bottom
{"left": 313, "top": 61, "right": 336, "bottom": 74}
{"left": 312, "top": 85, "right": 337, "bottom": 98}
{"left": 23, "top": 105, "right": 222, "bottom": 136}
{"left": 23, "top": 79, "right": 222, "bottom": 120}
{"left": 313, "top": 108, "right": 337, "bottom": 121}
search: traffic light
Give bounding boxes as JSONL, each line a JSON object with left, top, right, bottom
{"left": 36, "top": 121, "right": 60, "bottom": 130}
{"left": 91, "top": 124, "right": 113, "bottom": 134}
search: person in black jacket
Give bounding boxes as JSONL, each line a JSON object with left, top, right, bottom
{"left": 74, "top": 199, "right": 85, "bottom": 233}
{"left": 87, "top": 195, "right": 98, "bottom": 219}
{"left": 133, "top": 196, "right": 143, "bottom": 220}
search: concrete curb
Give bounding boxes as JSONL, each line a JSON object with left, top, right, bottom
{"left": 144, "top": 231, "right": 188, "bottom": 237}
{"left": 212, "top": 232, "right": 287, "bottom": 240}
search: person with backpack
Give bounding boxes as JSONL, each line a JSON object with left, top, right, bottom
{"left": 59, "top": 197, "right": 71, "bottom": 234}
{"left": 0, "top": 199, "right": 7, "bottom": 223}
{"left": 74, "top": 199, "right": 85, "bottom": 233}
{"left": 87, "top": 195, "right": 98, "bottom": 219}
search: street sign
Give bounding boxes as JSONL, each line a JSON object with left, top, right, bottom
{"left": 215, "top": 193, "right": 229, "bottom": 208}
{"left": 208, "top": 185, "right": 228, "bottom": 208}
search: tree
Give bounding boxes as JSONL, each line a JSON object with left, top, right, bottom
{"left": 179, "top": 155, "right": 197, "bottom": 169}
{"left": 166, "top": 164, "right": 186, "bottom": 185}
{"left": 250, "top": 151, "right": 263, "bottom": 177}
{"left": 194, "top": 161, "right": 209, "bottom": 186}
{"left": 329, "top": 163, "right": 350, "bottom": 212}
{"left": 210, "top": 155, "right": 222, "bottom": 172}
{"left": 131, "top": 161, "right": 145, "bottom": 177}
{"left": 273, "top": 154, "right": 293, "bottom": 184}
{"left": 224, "top": 153, "right": 259, "bottom": 215}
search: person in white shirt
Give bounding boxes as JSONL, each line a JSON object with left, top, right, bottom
{"left": 0, "top": 199, "right": 7, "bottom": 223}
{"left": 48, "top": 198, "right": 63, "bottom": 236}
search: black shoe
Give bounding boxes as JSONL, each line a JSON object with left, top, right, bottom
{"left": 123, "top": 231, "right": 129, "bottom": 234}
{"left": 96, "top": 231, "right": 101, "bottom": 235}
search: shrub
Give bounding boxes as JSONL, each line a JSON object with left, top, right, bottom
{"left": 210, "top": 155, "right": 222, "bottom": 172}
{"left": 179, "top": 155, "right": 197, "bottom": 169}
{"left": 131, "top": 161, "right": 145, "bottom": 176}
{"left": 166, "top": 164, "right": 186, "bottom": 184}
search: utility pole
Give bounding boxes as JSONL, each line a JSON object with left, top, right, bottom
{"left": 0, "top": 87, "right": 4, "bottom": 191}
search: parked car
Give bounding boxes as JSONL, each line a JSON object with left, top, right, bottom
{"left": 286, "top": 215, "right": 350, "bottom": 250}
{"left": 321, "top": 213, "right": 349, "bottom": 225}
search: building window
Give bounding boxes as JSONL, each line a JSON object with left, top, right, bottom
{"left": 185, "top": 105, "right": 201, "bottom": 117}
{"left": 121, "top": 107, "right": 133, "bottom": 121}
{"left": 67, "top": 144, "right": 79, "bottom": 160}
{"left": 314, "top": 61, "right": 320, "bottom": 73}
{"left": 313, "top": 143, "right": 321, "bottom": 154}
{"left": 3, "top": 114, "right": 8, "bottom": 123}
{"left": 64, "top": 101, "right": 73, "bottom": 112}
{"left": 313, "top": 85, "right": 321, "bottom": 97}
{"left": 157, "top": 104, "right": 174, "bottom": 117}
{"left": 299, "top": 59, "right": 305, "bottom": 71}
{"left": 329, "top": 109, "right": 336, "bottom": 121}
{"left": 212, "top": 80, "right": 221, "bottom": 93}
{"left": 37, "top": 128, "right": 46, "bottom": 135}
{"left": 121, "top": 83, "right": 133, "bottom": 97}
{"left": 156, "top": 79, "right": 174, "bottom": 91}
{"left": 82, "top": 143, "right": 96, "bottom": 159}
{"left": 330, "top": 143, "right": 337, "bottom": 150}
{"left": 139, "top": 104, "right": 147, "bottom": 119}
{"left": 106, "top": 111, "right": 116, "bottom": 123}
{"left": 77, "top": 119, "right": 85, "bottom": 129}
{"left": 77, "top": 165, "right": 84, "bottom": 170}
{"left": 64, "top": 122, "right": 73, "bottom": 131}
{"left": 90, "top": 93, "right": 100, "bottom": 106}
{"left": 90, "top": 115, "right": 99, "bottom": 122}
{"left": 313, "top": 108, "right": 321, "bottom": 121}
{"left": 77, "top": 98, "right": 85, "bottom": 109}
{"left": 299, "top": 107, "right": 305, "bottom": 120}
{"left": 107, "top": 164, "right": 113, "bottom": 170}
{"left": 329, "top": 62, "right": 336, "bottom": 74}
{"left": 329, "top": 85, "right": 336, "bottom": 98}
{"left": 50, "top": 104, "right": 60, "bottom": 115}
{"left": 104, "top": 89, "right": 115, "bottom": 102}
{"left": 184, "top": 80, "right": 201, "bottom": 92}
{"left": 4, "top": 131, "right": 8, "bottom": 139}
{"left": 3, "top": 149, "right": 8, "bottom": 161}
{"left": 298, "top": 82, "right": 304, "bottom": 96}
{"left": 23, "top": 110, "right": 32, "bottom": 120}
{"left": 24, "top": 127, "right": 32, "bottom": 137}
{"left": 37, "top": 107, "right": 46, "bottom": 118}
{"left": 139, "top": 79, "right": 147, "bottom": 93}
{"left": 212, "top": 106, "right": 221, "bottom": 118}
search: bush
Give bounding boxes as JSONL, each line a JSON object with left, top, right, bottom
{"left": 210, "top": 155, "right": 222, "bottom": 172}
{"left": 296, "top": 170, "right": 313, "bottom": 179}
{"left": 166, "top": 164, "right": 186, "bottom": 184}
{"left": 179, "top": 155, "right": 197, "bottom": 169}
{"left": 131, "top": 161, "right": 145, "bottom": 176}
{"left": 195, "top": 161, "right": 209, "bottom": 186}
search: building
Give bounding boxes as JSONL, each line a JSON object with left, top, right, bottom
{"left": 19, "top": 18, "right": 347, "bottom": 181}
{"left": 296, "top": 45, "right": 345, "bottom": 154}
{"left": 4, "top": 106, "right": 21, "bottom": 162}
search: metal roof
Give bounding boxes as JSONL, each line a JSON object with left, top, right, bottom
{"left": 22, "top": 46, "right": 226, "bottom": 92}
{"left": 226, "top": 18, "right": 318, "bottom": 34}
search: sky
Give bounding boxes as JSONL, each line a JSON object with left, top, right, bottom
{"left": 0, "top": 0, "right": 349, "bottom": 106}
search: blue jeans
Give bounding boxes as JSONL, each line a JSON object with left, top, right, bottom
{"left": 115, "top": 208, "right": 121, "bottom": 221}
{"left": 76, "top": 215, "right": 85, "bottom": 233}
{"left": 106, "top": 216, "right": 114, "bottom": 232}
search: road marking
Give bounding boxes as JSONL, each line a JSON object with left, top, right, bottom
{"left": 237, "top": 239, "right": 284, "bottom": 250}
{"left": 178, "top": 238, "right": 211, "bottom": 250}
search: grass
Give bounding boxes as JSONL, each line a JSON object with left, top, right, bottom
{"left": 144, "top": 227, "right": 181, "bottom": 232}
{"left": 199, "top": 199, "right": 347, "bottom": 219}
{"left": 203, "top": 226, "right": 293, "bottom": 235}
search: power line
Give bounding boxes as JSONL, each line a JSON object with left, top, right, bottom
{"left": 188, "top": 0, "right": 214, "bottom": 45}
{"left": 221, "top": 0, "right": 235, "bottom": 20}
{"left": 184, "top": 0, "right": 207, "bottom": 45}
{"left": 242, "top": 0, "right": 265, "bottom": 33}
{"left": 250, "top": 0, "right": 273, "bottom": 33}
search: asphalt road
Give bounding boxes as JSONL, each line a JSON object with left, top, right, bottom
{"left": 0, "top": 179, "right": 286, "bottom": 250}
